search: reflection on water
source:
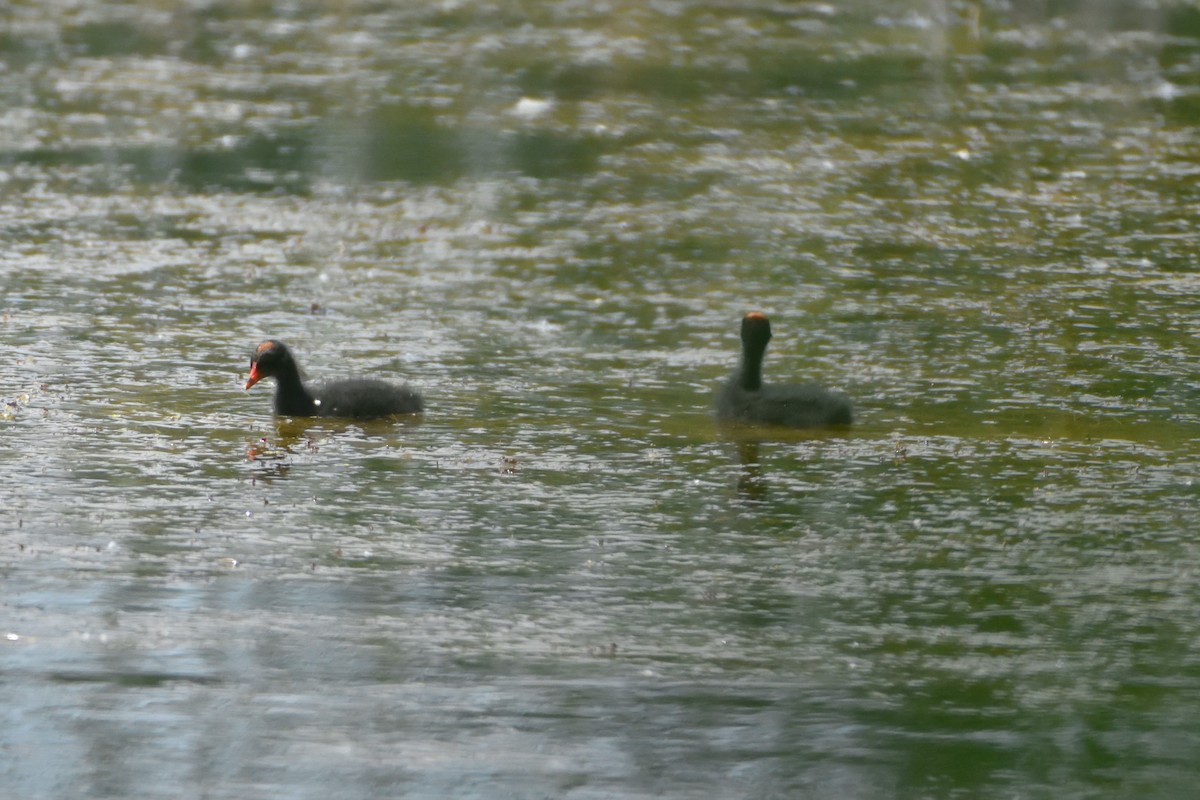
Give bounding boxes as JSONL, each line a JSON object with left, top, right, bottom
{"left": 4, "top": 2, "right": 1200, "bottom": 798}
{"left": 734, "top": 439, "right": 767, "bottom": 502}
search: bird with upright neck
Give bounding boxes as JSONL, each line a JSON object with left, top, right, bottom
{"left": 715, "top": 312, "right": 851, "bottom": 429}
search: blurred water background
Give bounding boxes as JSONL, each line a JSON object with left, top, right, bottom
{"left": 4, "top": 1, "right": 1200, "bottom": 797}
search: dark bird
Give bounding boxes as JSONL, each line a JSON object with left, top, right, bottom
{"left": 244, "top": 339, "right": 423, "bottom": 419}
{"left": 716, "top": 312, "right": 851, "bottom": 429}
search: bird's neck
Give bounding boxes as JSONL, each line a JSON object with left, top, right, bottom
{"left": 739, "top": 342, "right": 766, "bottom": 391}
{"left": 273, "top": 370, "right": 318, "bottom": 415}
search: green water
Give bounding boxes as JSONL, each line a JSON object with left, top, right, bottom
{"left": 3, "top": 1, "right": 1200, "bottom": 797}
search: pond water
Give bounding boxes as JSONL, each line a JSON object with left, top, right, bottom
{"left": 3, "top": 1, "right": 1200, "bottom": 797}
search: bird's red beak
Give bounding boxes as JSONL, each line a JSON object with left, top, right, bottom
{"left": 245, "top": 363, "right": 263, "bottom": 390}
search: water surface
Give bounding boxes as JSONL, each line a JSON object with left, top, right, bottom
{"left": 4, "top": 2, "right": 1200, "bottom": 798}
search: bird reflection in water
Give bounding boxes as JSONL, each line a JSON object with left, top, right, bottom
{"left": 735, "top": 439, "right": 768, "bottom": 501}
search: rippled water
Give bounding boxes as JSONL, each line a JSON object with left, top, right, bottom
{"left": 4, "top": 2, "right": 1200, "bottom": 798}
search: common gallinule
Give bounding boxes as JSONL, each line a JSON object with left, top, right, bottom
{"left": 715, "top": 312, "right": 852, "bottom": 428}
{"left": 244, "top": 339, "right": 423, "bottom": 419}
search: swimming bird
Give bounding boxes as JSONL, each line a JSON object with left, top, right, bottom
{"left": 715, "top": 312, "right": 851, "bottom": 428}
{"left": 244, "top": 339, "right": 423, "bottom": 419}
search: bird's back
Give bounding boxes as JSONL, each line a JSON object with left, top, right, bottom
{"left": 717, "top": 378, "right": 851, "bottom": 428}
{"left": 310, "top": 378, "right": 424, "bottom": 419}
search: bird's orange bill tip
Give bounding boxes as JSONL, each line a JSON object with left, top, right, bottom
{"left": 245, "top": 364, "right": 263, "bottom": 390}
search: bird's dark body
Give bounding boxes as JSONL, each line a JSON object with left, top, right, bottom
{"left": 716, "top": 378, "right": 851, "bottom": 428}
{"left": 275, "top": 377, "right": 423, "bottom": 419}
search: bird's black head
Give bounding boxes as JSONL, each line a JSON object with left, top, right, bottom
{"left": 245, "top": 339, "right": 296, "bottom": 389}
{"left": 740, "top": 311, "right": 772, "bottom": 345}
